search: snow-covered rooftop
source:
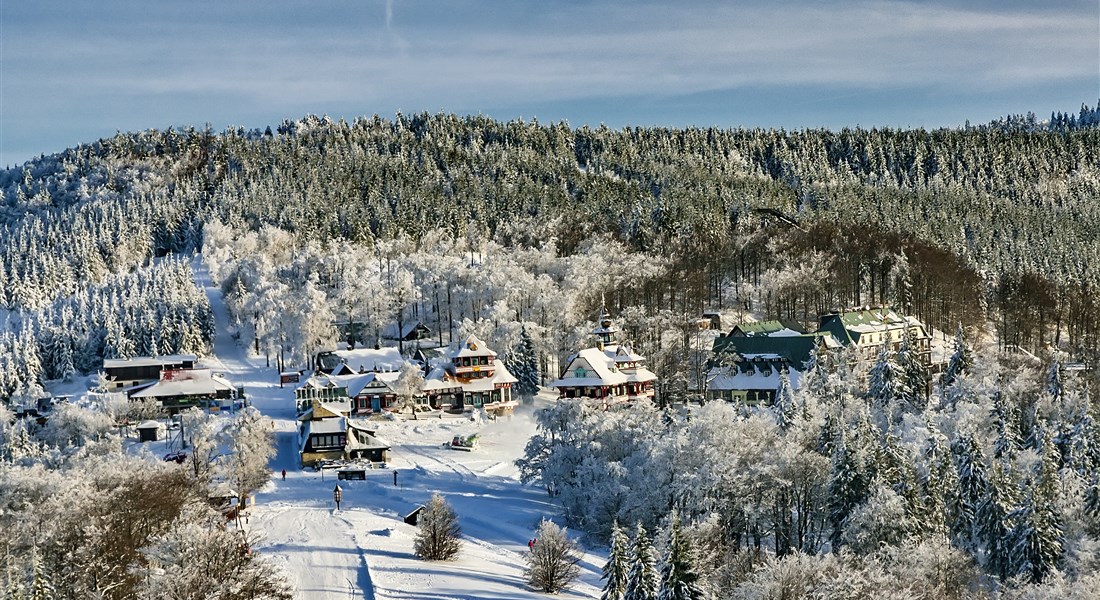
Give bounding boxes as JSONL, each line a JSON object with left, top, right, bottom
{"left": 449, "top": 334, "right": 498, "bottom": 359}
{"left": 103, "top": 354, "right": 197, "bottom": 370}
{"left": 326, "top": 347, "right": 405, "bottom": 372}
{"left": 131, "top": 369, "right": 236, "bottom": 399}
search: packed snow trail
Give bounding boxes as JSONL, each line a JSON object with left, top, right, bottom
{"left": 194, "top": 255, "right": 604, "bottom": 599}
{"left": 195, "top": 257, "right": 377, "bottom": 599}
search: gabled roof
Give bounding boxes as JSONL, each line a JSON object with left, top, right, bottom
{"left": 728, "top": 320, "right": 806, "bottom": 337}
{"left": 450, "top": 335, "right": 498, "bottom": 359}
{"left": 551, "top": 347, "right": 628, "bottom": 388}
{"left": 320, "top": 347, "right": 405, "bottom": 373}
{"left": 706, "top": 364, "right": 804, "bottom": 392}
{"left": 606, "top": 342, "right": 645, "bottom": 363}
{"left": 818, "top": 307, "right": 930, "bottom": 344}
{"left": 711, "top": 333, "right": 827, "bottom": 370}
{"left": 131, "top": 369, "right": 236, "bottom": 399}
{"left": 381, "top": 320, "right": 430, "bottom": 340}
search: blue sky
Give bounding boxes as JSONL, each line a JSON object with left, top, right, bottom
{"left": 1, "top": 0, "right": 1097, "bottom": 167}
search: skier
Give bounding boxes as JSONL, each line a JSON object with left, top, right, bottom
{"left": 281, "top": 468, "right": 286, "bottom": 481}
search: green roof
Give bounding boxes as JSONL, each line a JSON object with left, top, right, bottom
{"left": 712, "top": 333, "right": 827, "bottom": 369}
{"left": 728, "top": 320, "right": 806, "bottom": 337}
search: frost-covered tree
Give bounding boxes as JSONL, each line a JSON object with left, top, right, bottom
{"left": 507, "top": 326, "right": 541, "bottom": 397}
{"left": 29, "top": 548, "right": 54, "bottom": 600}
{"left": 896, "top": 328, "right": 928, "bottom": 411}
{"left": 393, "top": 361, "right": 426, "bottom": 419}
{"left": 1007, "top": 431, "right": 1064, "bottom": 583}
{"left": 181, "top": 407, "right": 222, "bottom": 487}
{"left": 977, "top": 463, "right": 1019, "bottom": 581}
{"left": 867, "top": 341, "right": 900, "bottom": 409}
{"left": 1045, "top": 349, "right": 1064, "bottom": 401}
{"left": 625, "top": 523, "right": 659, "bottom": 600}
{"left": 414, "top": 493, "right": 462, "bottom": 561}
{"left": 772, "top": 370, "right": 796, "bottom": 431}
{"left": 950, "top": 433, "right": 989, "bottom": 550}
{"left": 137, "top": 506, "right": 292, "bottom": 600}
{"left": 221, "top": 408, "right": 275, "bottom": 509}
{"left": 657, "top": 512, "right": 705, "bottom": 600}
{"left": 941, "top": 324, "right": 971, "bottom": 390}
{"left": 525, "top": 519, "right": 582, "bottom": 594}
{"left": 602, "top": 520, "right": 630, "bottom": 600}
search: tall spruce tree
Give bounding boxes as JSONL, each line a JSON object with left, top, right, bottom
{"left": 977, "top": 463, "right": 1019, "bottom": 581}
{"left": 951, "top": 433, "right": 989, "bottom": 551}
{"left": 1007, "top": 431, "right": 1063, "bottom": 583}
{"left": 625, "top": 523, "right": 659, "bottom": 600}
{"left": 772, "top": 370, "right": 796, "bottom": 430}
{"left": 942, "top": 324, "right": 971, "bottom": 390}
{"left": 601, "top": 520, "right": 629, "bottom": 600}
{"left": 508, "top": 326, "right": 541, "bottom": 397}
{"left": 657, "top": 513, "right": 704, "bottom": 600}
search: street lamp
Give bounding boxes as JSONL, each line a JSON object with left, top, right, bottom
{"left": 333, "top": 484, "right": 343, "bottom": 511}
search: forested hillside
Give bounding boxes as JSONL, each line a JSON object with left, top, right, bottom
{"left": 2, "top": 105, "right": 1100, "bottom": 391}
{"left": 2, "top": 108, "right": 1100, "bottom": 598}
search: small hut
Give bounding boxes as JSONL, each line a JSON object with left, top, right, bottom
{"left": 136, "top": 420, "right": 165, "bottom": 442}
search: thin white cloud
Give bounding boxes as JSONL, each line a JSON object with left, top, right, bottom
{"left": 2, "top": 0, "right": 1097, "bottom": 164}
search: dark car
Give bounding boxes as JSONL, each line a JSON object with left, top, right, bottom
{"left": 163, "top": 451, "right": 188, "bottom": 464}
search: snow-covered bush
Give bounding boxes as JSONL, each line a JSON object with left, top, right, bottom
{"left": 413, "top": 493, "right": 462, "bottom": 561}
{"left": 525, "top": 519, "right": 582, "bottom": 594}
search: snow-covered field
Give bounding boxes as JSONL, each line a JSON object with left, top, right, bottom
{"left": 194, "top": 260, "right": 605, "bottom": 599}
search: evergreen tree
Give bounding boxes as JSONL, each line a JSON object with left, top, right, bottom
{"left": 895, "top": 328, "right": 928, "bottom": 411}
{"left": 657, "top": 512, "right": 704, "bottom": 600}
{"left": 1045, "top": 349, "right": 1063, "bottom": 401}
{"left": 625, "top": 523, "right": 659, "bottom": 600}
{"left": 29, "top": 549, "right": 53, "bottom": 600}
{"left": 976, "top": 463, "right": 1018, "bottom": 581}
{"left": 413, "top": 493, "right": 462, "bottom": 561}
{"left": 991, "top": 392, "right": 1021, "bottom": 461}
{"left": 771, "top": 369, "right": 796, "bottom": 430}
{"left": 601, "top": 520, "right": 629, "bottom": 600}
{"left": 950, "top": 433, "right": 989, "bottom": 551}
{"left": 1007, "top": 431, "right": 1063, "bottom": 583}
{"left": 507, "top": 326, "right": 541, "bottom": 397}
{"left": 867, "top": 340, "right": 901, "bottom": 409}
{"left": 941, "top": 324, "right": 971, "bottom": 390}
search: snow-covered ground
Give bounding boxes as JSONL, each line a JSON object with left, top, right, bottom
{"left": 193, "top": 259, "right": 605, "bottom": 599}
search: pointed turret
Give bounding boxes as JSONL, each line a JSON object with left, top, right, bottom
{"left": 592, "top": 308, "right": 619, "bottom": 346}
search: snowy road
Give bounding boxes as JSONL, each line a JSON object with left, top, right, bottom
{"left": 194, "top": 257, "right": 604, "bottom": 599}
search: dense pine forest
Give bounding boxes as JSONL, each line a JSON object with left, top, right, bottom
{"left": 2, "top": 106, "right": 1100, "bottom": 598}
{"left": 4, "top": 106, "right": 1100, "bottom": 374}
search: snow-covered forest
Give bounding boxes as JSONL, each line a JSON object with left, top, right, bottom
{"left": 520, "top": 337, "right": 1100, "bottom": 598}
{"left": 1, "top": 105, "right": 1100, "bottom": 597}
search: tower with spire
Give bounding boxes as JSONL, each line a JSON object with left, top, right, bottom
{"left": 550, "top": 306, "right": 657, "bottom": 406}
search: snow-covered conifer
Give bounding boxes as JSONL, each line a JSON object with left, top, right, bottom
{"left": 772, "top": 370, "right": 796, "bottom": 431}
{"left": 602, "top": 520, "right": 630, "bottom": 600}
{"left": 941, "top": 324, "right": 971, "bottom": 390}
{"left": 507, "top": 326, "right": 541, "bottom": 397}
{"left": 1007, "top": 430, "right": 1063, "bottom": 583}
{"left": 625, "top": 522, "right": 659, "bottom": 600}
{"left": 657, "top": 512, "right": 705, "bottom": 600}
